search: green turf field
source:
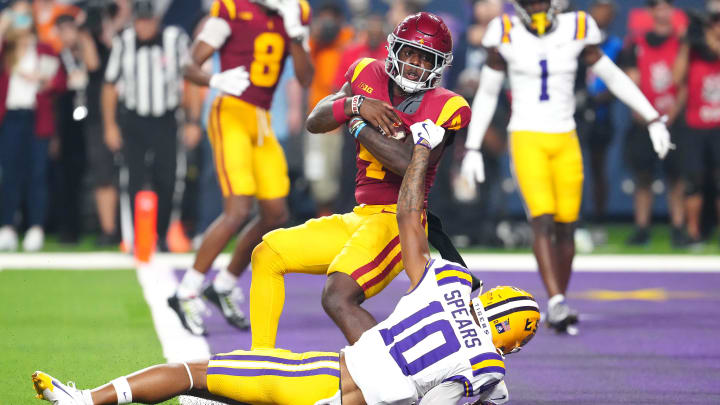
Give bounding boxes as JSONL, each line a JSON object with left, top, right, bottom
{"left": 0, "top": 270, "right": 177, "bottom": 405}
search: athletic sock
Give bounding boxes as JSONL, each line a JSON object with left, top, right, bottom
{"left": 548, "top": 294, "right": 566, "bottom": 309}
{"left": 81, "top": 390, "right": 94, "bottom": 405}
{"left": 249, "top": 242, "right": 287, "bottom": 349}
{"left": 177, "top": 268, "right": 206, "bottom": 299}
{"left": 213, "top": 267, "right": 239, "bottom": 294}
{"left": 111, "top": 377, "right": 132, "bottom": 404}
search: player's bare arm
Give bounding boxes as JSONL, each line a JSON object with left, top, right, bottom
{"left": 288, "top": 39, "right": 313, "bottom": 87}
{"left": 306, "top": 82, "right": 401, "bottom": 136}
{"left": 397, "top": 143, "right": 431, "bottom": 287}
{"left": 184, "top": 39, "right": 216, "bottom": 86}
{"left": 486, "top": 47, "right": 508, "bottom": 71}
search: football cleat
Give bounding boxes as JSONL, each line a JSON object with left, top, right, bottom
{"left": 32, "top": 371, "right": 89, "bottom": 405}
{"left": 168, "top": 294, "right": 207, "bottom": 336}
{"left": 203, "top": 285, "right": 250, "bottom": 330}
{"left": 546, "top": 298, "right": 579, "bottom": 334}
{"left": 477, "top": 286, "right": 541, "bottom": 355}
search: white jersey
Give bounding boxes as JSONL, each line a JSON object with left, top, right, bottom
{"left": 483, "top": 12, "right": 602, "bottom": 133}
{"left": 343, "top": 259, "right": 505, "bottom": 404}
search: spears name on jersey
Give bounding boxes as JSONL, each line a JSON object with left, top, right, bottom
{"left": 483, "top": 11, "right": 602, "bottom": 133}
{"left": 344, "top": 58, "right": 471, "bottom": 206}
{"left": 210, "top": 0, "right": 311, "bottom": 110}
{"left": 343, "top": 258, "right": 505, "bottom": 404}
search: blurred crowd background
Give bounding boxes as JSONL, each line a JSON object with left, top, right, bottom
{"left": 0, "top": 0, "right": 717, "bottom": 253}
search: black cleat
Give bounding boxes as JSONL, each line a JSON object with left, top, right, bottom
{"left": 626, "top": 227, "right": 650, "bottom": 246}
{"left": 203, "top": 284, "right": 250, "bottom": 330}
{"left": 168, "top": 294, "right": 207, "bottom": 336}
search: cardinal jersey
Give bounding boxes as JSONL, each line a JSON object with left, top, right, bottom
{"left": 344, "top": 58, "right": 471, "bottom": 205}
{"left": 483, "top": 12, "right": 602, "bottom": 133}
{"left": 633, "top": 34, "right": 680, "bottom": 115}
{"left": 343, "top": 258, "right": 505, "bottom": 404}
{"left": 686, "top": 49, "right": 720, "bottom": 129}
{"left": 210, "top": 0, "right": 311, "bottom": 110}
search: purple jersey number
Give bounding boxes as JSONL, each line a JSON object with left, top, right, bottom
{"left": 539, "top": 59, "right": 550, "bottom": 101}
{"left": 379, "top": 301, "right": 461, "bottom": 376}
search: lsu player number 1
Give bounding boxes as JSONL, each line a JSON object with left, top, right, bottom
{"left": 250, "top": 32, "right": 285, "bottom": 87}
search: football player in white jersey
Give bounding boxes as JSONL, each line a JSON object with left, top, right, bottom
{"left": 31, "top": 121, "right": 540, "bottom": 405}
{"left": 460, "top": 0, "right": 674, "bottom": 333}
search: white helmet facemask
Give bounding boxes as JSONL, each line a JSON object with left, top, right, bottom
{"left": 384, "top": 34, "right": 453, "bottom": 93}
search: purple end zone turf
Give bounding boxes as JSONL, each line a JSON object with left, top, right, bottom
{"left": 178, "top": 270, "right": 720, "bottom": 404}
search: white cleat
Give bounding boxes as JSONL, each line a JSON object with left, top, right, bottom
{"left": 23, "top": 226, "right": 45, "bottom": 252}
{"left": 32, "top": 371, "right": 90, "bottom": 405}
{"left": 0, "top": 225, "right": 18, "bottom": 251}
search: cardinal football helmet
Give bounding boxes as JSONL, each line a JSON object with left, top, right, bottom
{"left": 472, "top": 286, "right": 540, "bottom": 355}
{"left": 385, "top": 12, "right": 453, "bottom": 93}
{"left": 511, "top": 0, "right": 564, "bottom": 35}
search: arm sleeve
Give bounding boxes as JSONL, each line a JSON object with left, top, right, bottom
{"left": 591, "top": 54, "right": 659, "bottom": 122}
{"left": 419, "top": 382, "right": 465, "bottom": 405}
{"left": 104, "top": 35, "right": 123, "bottom": 83}
{"left": 481, "top": 17, "right": 504, "bottom": 48}
{"left": 465, "top": 65, "right": 505, "bottom": 150}
{"left": 585, "top": 14, "right": 602, "bottom": 46}
{"left": 197, "top": 17, "right": 231, "bottom": 49}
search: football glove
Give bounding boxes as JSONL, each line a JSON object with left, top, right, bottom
{"left": 461, "top": 149, "right": 486, "bottom": 184}
{"left": 410, "top": 119, "right": 445, "bottom": 150}
{"left": 648, "top": 116, "right": 674, "bottom": 159}
{"left": 209, "top": 66, "right": 251, "bottom": 97}
{"left": 277, "top": 0, "right": 308, "bottom": 41}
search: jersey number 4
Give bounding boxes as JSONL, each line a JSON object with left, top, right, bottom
{"left": 380, "top": 301, "right": 460, "bottom": 376}
{"left": 250, "top": 32, "right": 285, "bottom": 88}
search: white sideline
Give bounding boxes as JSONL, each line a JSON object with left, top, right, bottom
{"left": 1, "top": 252, "right": 719, "bottom": 272}
{"left": 134, "top": 263, "right": 221, "bottom": 405}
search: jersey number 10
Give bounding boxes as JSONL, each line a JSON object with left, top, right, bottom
{"left": 539, "top": 59, "right": 550, "bottom": 101}
{"left": 380, "top": 301, "right": 461, "bottom": 376}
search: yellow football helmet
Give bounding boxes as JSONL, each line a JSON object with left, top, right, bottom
{"left": 473, "top": 286, "right": 540, "bottom": 355}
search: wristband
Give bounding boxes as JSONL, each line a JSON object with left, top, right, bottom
{"left": 348, "top": 117, "right": 367, "bottom": 139}
{"left": 415, "top": 137, "right": 431, "bottom": 150}
{"left": 351, "top": 95, "right": 365, "bottom": 115}
{"left": 332, "top": 97, "right": 349, "bottom": 123}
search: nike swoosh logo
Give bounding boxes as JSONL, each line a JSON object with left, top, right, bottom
{"left": 491, "top": 395, "right": 507, "bottom": 400}
{"left": 421, "top": 123, "right": 429, "bottom": 134}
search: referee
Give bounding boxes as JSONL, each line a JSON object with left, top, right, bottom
{"left": 101, "top": 0, "right": 195, "bottom": 249}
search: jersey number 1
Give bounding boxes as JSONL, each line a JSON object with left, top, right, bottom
{"left": 539, "top": 59, "right": 550, "bottom": 101}
{"left": 250, "top": 32, "right": 285, "bottom": 88}
{"left": 380, "top": 301, "right": 460, "bottom": 376}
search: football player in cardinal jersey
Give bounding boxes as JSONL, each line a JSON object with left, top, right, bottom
{"left": 170, "top": 0, "right": 314, "bottom": 336}
{"left": 460, "top": 0, "right": 674, "bottom": 333}
{"left": 31, "top": 123, "right": 539, "bottom": 405}
{"left": 249, "top": 12, "right": 477, "bottom": 350}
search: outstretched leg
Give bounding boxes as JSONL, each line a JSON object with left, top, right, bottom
{"left": 33, "top": 362, "right": 210, "bottom": 405}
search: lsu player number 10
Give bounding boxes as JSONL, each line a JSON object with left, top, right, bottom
{"left": 461, "top": 0, "right": 673, "bottom": 334}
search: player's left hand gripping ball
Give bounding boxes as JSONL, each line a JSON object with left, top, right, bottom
{"left": 277, "top": 0, "right": 308, "bottom": 41}
{"left": 411, "top": 119, "right": 445, "bottom": 150}
{"left": 648, "top": 116, "right": 675, "bottom": 159}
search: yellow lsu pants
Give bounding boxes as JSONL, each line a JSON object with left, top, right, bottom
{"left": 208, "top": 95, "right": 290, "bottom": 199}
{"left": 207, "top": 348, "right": 340, "bottom": 405}
{"left": 509, "top": 130, "right": 584, "bottom": 223}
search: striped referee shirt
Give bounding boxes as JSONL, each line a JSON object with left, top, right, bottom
{"left": 105, "top": 25, "right": 190, "bottom": 117}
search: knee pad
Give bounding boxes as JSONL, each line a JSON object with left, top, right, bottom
{"left": 251, "top": 241, "right": 286, "bottom": 276}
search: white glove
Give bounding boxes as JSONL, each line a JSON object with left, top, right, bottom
{"left": 277, "top": 0, "right": 307, "bottom": 41}
{"left": 410, "top": 119, "right": 445, "bottom": 150}
{"left": 648, "top": 116, "right": 675, "bottom": 159}
{"left": 209, "top": 66, "right": 250, "bottom": 97}
{"left": 461, "top": 149, "right": 486, "bottom": 184}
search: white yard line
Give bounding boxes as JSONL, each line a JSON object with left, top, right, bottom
{"left": 1, "top": 252, "right": 718, "bottom": 272}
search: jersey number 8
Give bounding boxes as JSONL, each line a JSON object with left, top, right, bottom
{"left": 380, "top": 301, "right": 461, "bottom": 376}
{"left": 250, "top": 32, "right": 285, "bottom": 88}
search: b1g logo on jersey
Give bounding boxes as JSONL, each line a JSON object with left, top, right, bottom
{"left": 358, "top": 82, "right": 374, "bottom": 94}
{"left": 650, "top": 62, "right": 672, "bottom": 93}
